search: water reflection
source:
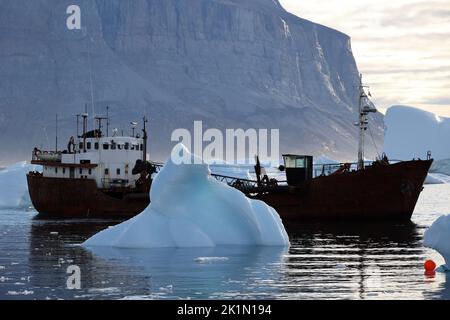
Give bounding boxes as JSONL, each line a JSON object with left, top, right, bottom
{"left": 88, "top": 246, "right": 288, "bottom": 299}
{"left": 277, "top": 221, "right": 433, "bottom": 299}
{"left": 0, "top": 213, "right": 445, "bottom": 299}
{"left": 27, "top": 218, "right": 287, "bottom": 299}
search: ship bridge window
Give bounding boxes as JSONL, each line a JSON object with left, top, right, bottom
{"left": 94, "top": 142, "right": 99, "bottom": 150}
{"left": 282, "top": 155, "right": 313, "bottom": 186}
{"left": 55, "top": 167, "right": 58, "bottom": 174}
{"left": 124, "top": 143, "right": 129, "bottom": 150}
{"left": 117, "top": 168, "right": 121, "bottom": 175}
{"left": 140, "top": 144, "right": 144, "bottom": 151}
{"left": 87, "top": 142, "right": 92, "bottom": 149}
{"left": 283, "top": 156, "right": 309, "bottom": 169}
{"left": 103, "top": 143, "right": 109, "bottom": 150}
{"left": 79, "top": 168, "right": 83, "bottom": 174}
{"left": 79, "top": 142, "right": 83, "bottom": 150}
{"left": 111, "top": 142, "right": 116, "bottom": 150}
{"left": 105, "top": 168, "right": 109, "bottom": 175}
{"left": 118, "top": 144, "right": 123, "bottom": 150}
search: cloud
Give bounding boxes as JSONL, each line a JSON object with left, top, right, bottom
{"left": 279, "top": 0, "right": 450, "bottom": 116}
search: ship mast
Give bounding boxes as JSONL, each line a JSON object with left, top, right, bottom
{"left": 142, "top": 116, "right": 148, "bottom": 162}
{"left": 356, "top": 74, "right": 377, "bottom": 171}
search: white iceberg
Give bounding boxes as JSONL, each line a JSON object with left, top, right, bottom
{"left": 384, "top": 105, "right": 450, "bottom": 161}
{"left": 0, "top": 161, "right": 41, "bottom": 209}
{"left": 83, "top": 144, "right": 289, "bottom": 248}
{"left": 424, "top": 215, "right": 450, "bottom": 270}
{"left": 431, "top": 159, "right": 450, "bottom": 176}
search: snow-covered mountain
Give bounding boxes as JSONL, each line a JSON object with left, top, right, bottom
{"left": 0, "top": 0, "right": 383, "bottom": 165}
{"left": 384, "top": 105, "right": 450, "bottom": 161}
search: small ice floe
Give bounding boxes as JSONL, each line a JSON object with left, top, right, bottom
{"left": 195, "top": 257, "right": 229, "bottom": 264}
{"left": 159, "top": 285, "right": 173, "bottom": 293}
{"left": 87, "top": 287, "right": 120, "bottom": 294}
{"left": 335, "top": 263, "right": 348, "bottom": 269}
{"left": 423, "top": 214, "right": 450, "bottom": 271}
{"left": 0, "top": 276, "right": 12, "bottom": 282}
{"left": 0, "top": 266, "right": 5, "bottom": 270}
{"left": 7, "top": 290, "right": 34, "bottom": 296}
{"left": 50, "top": 232, "right": 59, "bottom": 236}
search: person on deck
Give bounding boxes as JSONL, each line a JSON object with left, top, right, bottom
{"left": 67, "top": 136, "right": 75, "bottom": 153}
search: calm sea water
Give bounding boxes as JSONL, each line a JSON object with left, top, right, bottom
{"left": 1, "top": 184, "right": 450, "bottom": 300}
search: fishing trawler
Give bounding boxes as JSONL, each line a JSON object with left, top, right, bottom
{"left": 27, "top": 111, "right": 156, "bottom": 218}
{"left": 225, "top": 75, "right": 433, "bottom": 221}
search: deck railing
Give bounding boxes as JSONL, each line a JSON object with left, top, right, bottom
{"left": 31, "top": 150, "right": 62, "bottom": 162}
{"left": 147, "top": 159, "right": 404, "bottom": 188}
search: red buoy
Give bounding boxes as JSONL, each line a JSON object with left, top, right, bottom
{"left": 424, "top": 259, "right": 436, "bottom": 272}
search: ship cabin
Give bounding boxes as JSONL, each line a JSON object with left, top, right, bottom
{"left": 31, "top": 118, "right": 149, "bottom": 191}
{"left": 282, "top": 155, "right": 313, "bottom": 186}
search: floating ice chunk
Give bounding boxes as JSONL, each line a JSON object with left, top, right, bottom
{"left": 195, "top": 257, "right": 229, "bottom": 264}
{"left": 424, "top": 214, "right": 450, "bottom": 270}
{"left": 87, "top": 287, "right": 120, "bottom": 294}
{"left": 159, "top": 285, "right": 173, "bottom": 293}
{"left": 0, "top": 161, "right": 41, "bottom": 209}
{"left": 7, "top": 290, "right": 34, "bottom": 296}
{"left": 83, "top": 144, "right": 289, "bottom": 248}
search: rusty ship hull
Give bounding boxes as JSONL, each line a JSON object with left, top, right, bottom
{"left": 27, "top": 173, "right": 149, "bottom": 218}
{"left": 243, "top": 159, "right": 433, "bottom": 221}
{"left": 27, "top": 159, "right": 432, "bottom": 222}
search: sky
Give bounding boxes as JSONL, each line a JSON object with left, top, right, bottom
{"left": 279, "top": 0, "right": 450, "bottom": 117}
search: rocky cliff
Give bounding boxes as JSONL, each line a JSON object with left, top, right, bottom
{"left": 0, "top": 0, "right": 384, "bottom": 164}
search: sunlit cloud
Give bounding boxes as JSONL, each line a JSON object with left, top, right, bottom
{"left": 279, "top": 0, "right": 450, "bottom": 116}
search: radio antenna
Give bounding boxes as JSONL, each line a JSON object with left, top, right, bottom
{"left": 55, "top": 113, "right": 58, "bottom": 152}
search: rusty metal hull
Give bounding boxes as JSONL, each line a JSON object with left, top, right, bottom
{"left": 27, "top": 159, "right": 431, "bottom": 221}
{"left": 26, "top": 174, "right": 149, "bottom": 218}
{"left": 245, "top": 160, "right": 432, "bottom": 221}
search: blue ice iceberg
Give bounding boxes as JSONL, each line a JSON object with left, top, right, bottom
{"left": 83, "top": 144, "right": 289, "bottom": 248}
